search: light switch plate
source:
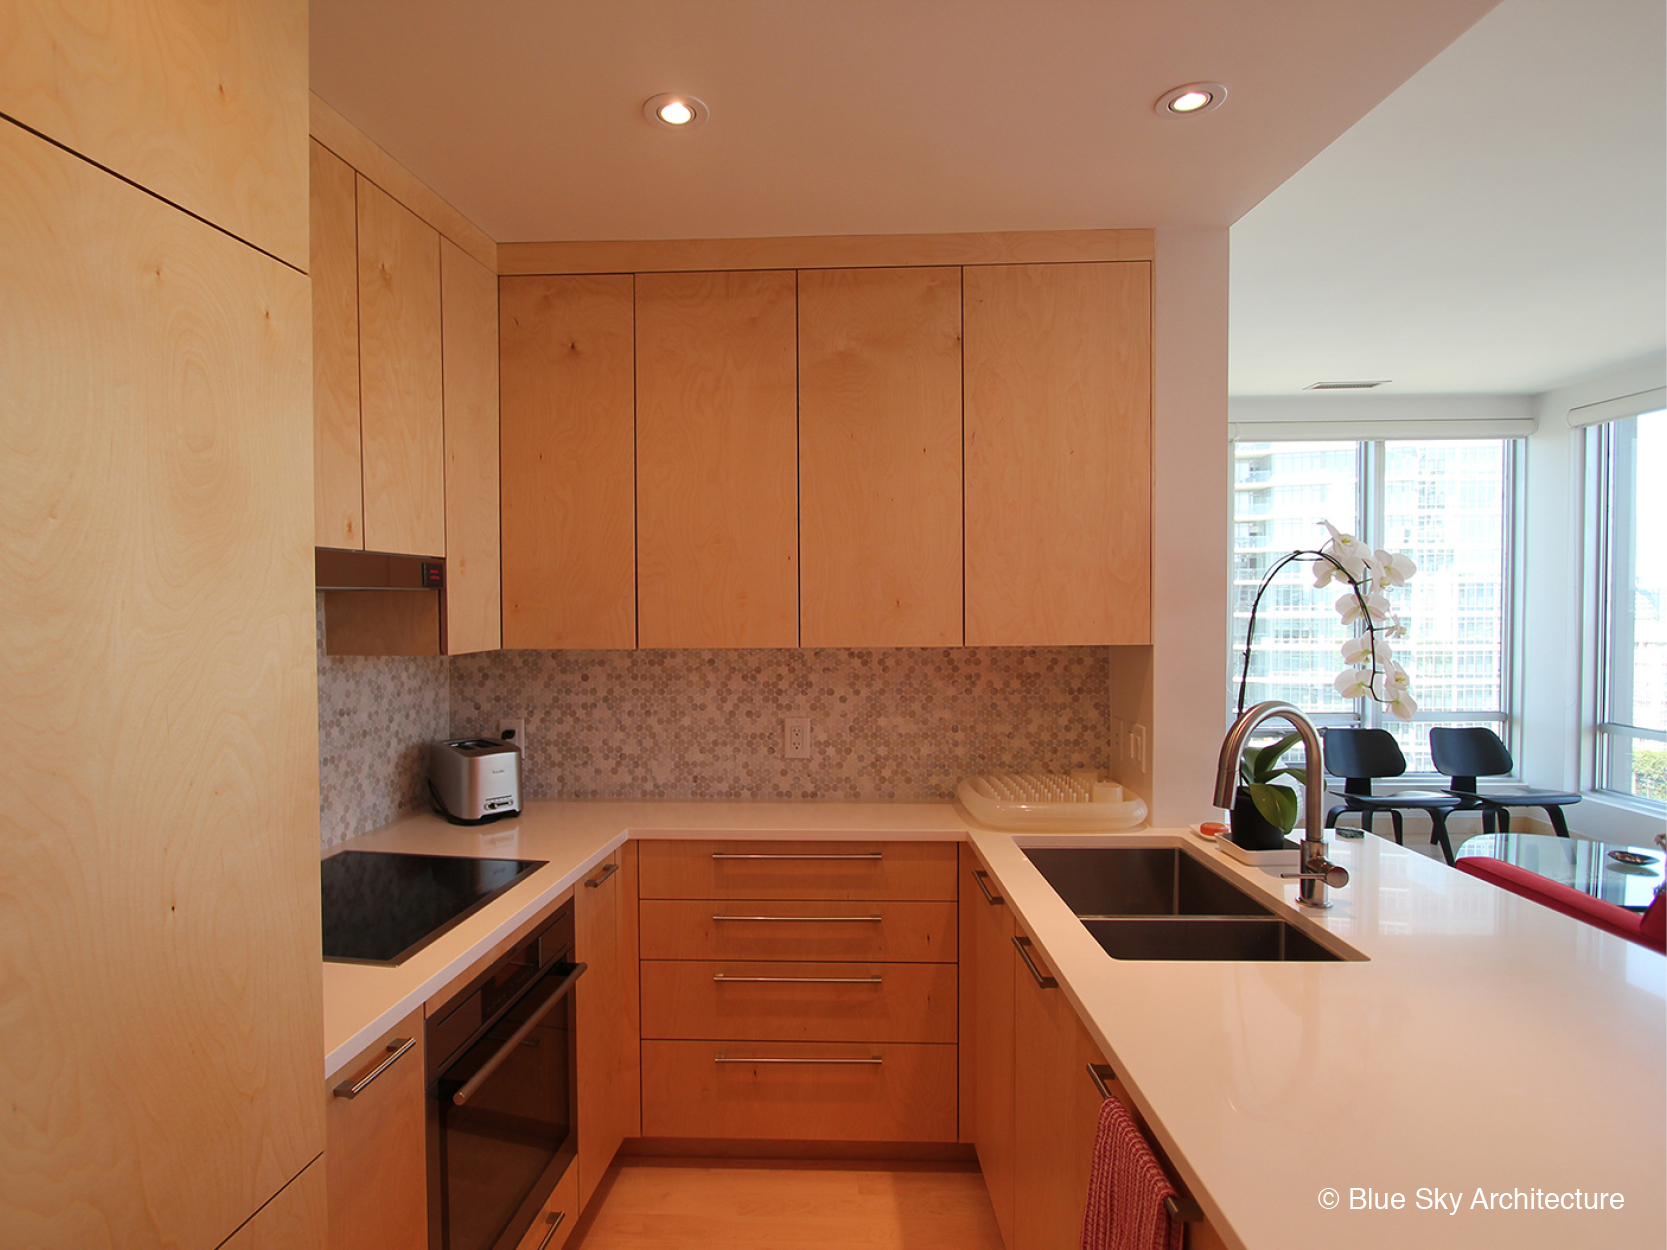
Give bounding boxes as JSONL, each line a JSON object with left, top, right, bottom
{"left": 1131, "top": 724, "right": 1147, "bottom": 772}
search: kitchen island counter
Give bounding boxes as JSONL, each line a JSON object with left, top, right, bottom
{"left": 321, "top": 801, "right": 1665, "bottom": 1248}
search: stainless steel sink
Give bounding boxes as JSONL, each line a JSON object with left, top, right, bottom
{"left": 1022, "top": 846, "right": 1351, "bottom": 962}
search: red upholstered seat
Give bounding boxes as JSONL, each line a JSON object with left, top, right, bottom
{"left": 1456, "top": 856, "right": 1665, "bottom": 953}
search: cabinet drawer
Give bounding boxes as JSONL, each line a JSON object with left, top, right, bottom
{"left": 638, "top": 840, "right": 958, "bottom": 900}
{"left": 642, "top": 960, "right": 956, "bottom": 1043}
{"left": 640, "top": 900, "right": 957, "bottom": 963}
{"left": 642, "top": 1040, "right": 958, "bottom": 1141}
{"left": 512, "top": 1164, "right": 578, "bottom": 1250}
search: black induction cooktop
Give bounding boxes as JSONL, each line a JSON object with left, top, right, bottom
{"left": 320, "top": 850, "right": 546, "bottom": 965}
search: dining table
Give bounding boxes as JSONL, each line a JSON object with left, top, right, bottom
{"left": 1455, "top": 831, "right": 1664, "bottom": 912}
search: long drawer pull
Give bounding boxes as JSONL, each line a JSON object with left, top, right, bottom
{"left": 711, "top": 852, "right": 883, "bottom": 861}
{"left": 716, "top": 1053, "right": 883, "bottom": 1065}
{"left": 1013, "top": 936, "right": 1058, "bottom": 989}
{"left": 332, "top": 1036, "right": 415, "bottom": 1099}
{"left": 972, "top": 869, "right": 1004, "bottom": 905}
{"left": 584, "top": 861, "right": 620, "bottom": 888}
{"left": 713, "top": 973, "right": 882, "bottom": 985}
{"left": 1087, "top": 1063, "right": 1117, "bottom": 1100}
{"left": 1165, "top": 1196, "right": 1204, "bottom": 1225}
{"left": 712, "top": 914, "right": 883, "bottom": 923}
{"left": 533, "top": 1210, "right": 567, "bottom": 1250}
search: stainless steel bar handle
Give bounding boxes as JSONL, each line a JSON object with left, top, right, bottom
{"left": 452, "top": 962, "right": 588, "bottom": 1106}
{"left": 711, "top": 914, "right": 882, "bottom": 923}
{"left": 332, "top": 1036, "right": 416, "bottom": 1099}
{"left": 711, "top": 852, "right": 882, "bottom": 860}
{"left": 972, "top": 869, "right": 1004, "bottom": 906}
{"left": 715, "top": 1054, "right": 882, "bottom": 1065}
{"left": 533, "top": 1209, "right": 567, "bottom": 1250}
{"left": 713, "top": 973, "right": 882, "bottom": 984}
{"left": 584, "top": 861, "right": 620, "bottom": 888}
{"left": 1086, "top": 1063, "right": 1118, "bottom": 1100}
{"left": 1013, "top": 935, "right": 1058, "bottom": 989}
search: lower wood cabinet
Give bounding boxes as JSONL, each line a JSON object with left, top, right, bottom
{"left": 223, "top": 1159, "right": 327, "bottom": 1250}
{"left": 512, "top": 1165, "right": 579, "bottom": 1250}
{"left": 641, "top": 1041, "right": 958, "bottom": 1141}
{"left": 966, "top": 850, "right": 1018, "bottom": 1248}
{"left": 575, "top": 844, "right": 641, "bottom": 1212}
{"left": 324, "top": 1010, "right": 426, "bottom": 1250}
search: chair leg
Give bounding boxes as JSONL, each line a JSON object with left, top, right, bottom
{"left": 1361, "top": 811, "right": 1373, "bottom": 838}
{"left": 1496, "top": 807, "right": 1511, "bottom": 834}
{"left": 1481, "top": 808, "right": 1496, "bottom": 835}
{"left": 1546, "top": 806, "right": 1571, "bottom": 838}
{"left": 1389, "top": 810, "right": 1404, "bottom": 846}
{"left": 1430, "top": 811, "right": 1455, "bottom": 866}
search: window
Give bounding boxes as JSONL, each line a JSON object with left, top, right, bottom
{"left": 1591, "top": 409, "right": 1667, "bottom": 805}
{"left": 1230, "top": 438, "right": 1516, "bottom": 773}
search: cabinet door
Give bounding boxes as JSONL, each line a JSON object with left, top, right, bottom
{"left": 964, "top": 262, "right": 1151, "bottom": 645}
{"left": 575, "top": 844, "right": 640, "bottom": 1213}
{"left": 0, "top": 118, "right": 322, "bottom": 1248}
{"left": 1012, "top": 930, "right": 1101, "bottom": 1250}
{"left": 636, "top": 270, "right": 798, "bottom": 648}
{"left": 311, "top": 138, "right": 363, "bottom": 550}
{"left": 357, "top": 175, "right": 445, "bottom": 557}
{"left": 798, "top": 267, "right": 963, "bottom": 646}
{"left": 324, "top": 1012, "right": 426, "bottom": 1250}
{"left": 971, "top": 860, "right": 1017, "bottom": 1249}
{"left": 440, "top": 239, "right": 502, "bottom": 654}
{"left": 0, "top": 0, "right": 309, "bottom": 269}
{"left": 500, "top": 274, "right": 637, "bottom": 649}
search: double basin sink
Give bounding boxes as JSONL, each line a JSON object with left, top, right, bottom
{"left": 1023, "top": 846, "right": 1351, "bottom": 962}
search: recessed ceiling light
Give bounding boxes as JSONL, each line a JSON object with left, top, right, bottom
{"left": 1156, "top": 82, "right": 1227, "bottom": 118}
{"left": 644, "top": 93, "right": 709, "bottom": 129}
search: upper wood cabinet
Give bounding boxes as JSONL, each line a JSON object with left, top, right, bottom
{"left": 636, "top": 270, "right": 799, "bottom": 648}
{"left": 799, "top": 267, "right": 963, "bottom": 646}
{"left": 965, "top": 262, "right": 1152, "bottom": 646}
{"left": 311, "top": 139, "right": 362, "bottom": 550}
{"left": 0, "top": 0, "right": 309, "bottom": 269}
{"left": 500, "top": 274, "right": 637, "bottom": 649}
{"left": 357, "top": 175, "right": 446, "bottom": 559}
{"left": 441, "top": 240, "right": 502, "bottom": 654}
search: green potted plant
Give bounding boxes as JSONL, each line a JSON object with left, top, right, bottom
{"left": 1232, "top": 731, "right": 1306, "bottom": 851}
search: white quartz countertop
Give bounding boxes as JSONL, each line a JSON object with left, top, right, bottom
{"left": 321, "top": 800, "right": 1665, "bottom": 1249}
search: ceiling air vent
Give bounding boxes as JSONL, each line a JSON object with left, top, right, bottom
{"left": 1304, "top": 380, "right": 1390, "bottom": 390}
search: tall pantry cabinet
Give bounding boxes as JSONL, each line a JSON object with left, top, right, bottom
{"left": 0, "top": 2, "right": 325, "bottom": 1247}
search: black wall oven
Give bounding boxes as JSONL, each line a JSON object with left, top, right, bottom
{"left": 427, "top": 901, "right": 584, "bottom": 1250}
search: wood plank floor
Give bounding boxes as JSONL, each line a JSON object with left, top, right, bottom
{"left": 567, "top": 1159, "right": 1006, "bottom": 1249}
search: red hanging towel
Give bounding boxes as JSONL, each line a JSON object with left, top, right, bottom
{"left": 1080, "top": 1095, "right": 1184, "bottom": 1250}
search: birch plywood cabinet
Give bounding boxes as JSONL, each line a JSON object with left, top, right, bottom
{"left": 574, "top": 845, "right": 641, "bottom": 1211}
{"left": 965, "top": 262, "right": 1152, "bottom": 645}
{"left": 441, "top": 240, "right": 502, "bottom": 654}
{"left": 357, "top": 175, "right": 446, "bottom": 559}
{"left": 799, "top": 267, "right": 963, "bottom": 646}
{"left": 636, "top": 270, "right": 800, "bottom": 648}
{"left": 500, "top": 274, "right": 637, "bottom": 649}
{"left": 311, "top": 138, "right": 362, "bottom": 550}
{"left": 0, "top": 118, "right": 323, "bottom": 1248}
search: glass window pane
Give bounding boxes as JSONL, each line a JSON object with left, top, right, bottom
{"left": 1230, "top": 442, "right": 1361, "bottom": 716}
{"left": 1382, "top": 440, "right": 1508, "bottom": 720}
{"left": 1600, "top": 408, "right": 1667, "bottom": 800}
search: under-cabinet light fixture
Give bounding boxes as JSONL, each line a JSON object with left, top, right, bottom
{"left": 1156, "top": 82, "right": 1227, "bottom": 117}
{"left": 1305, "top": 380, "right": 1392, "bottom": 391}
{"left": 644, "top": 93, "right": 709, "bottom": 129}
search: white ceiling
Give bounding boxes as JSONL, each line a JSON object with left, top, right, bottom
{"left": 310, "top": 0, "right": 1496, "bottom": 244}
{"left": 1228, "top": 0, "right": 1667, "bottom": 396}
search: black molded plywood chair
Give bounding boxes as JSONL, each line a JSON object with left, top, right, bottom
{"left": 1428, "top": 727, "right": 1581, "bottom": 839}
{"left": 1322, "top": 728, "right": 1463, "bottom": 865}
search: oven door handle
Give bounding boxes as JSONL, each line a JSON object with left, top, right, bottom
{"left": 451, "top": 962, "right": 587, "bottom": 1107}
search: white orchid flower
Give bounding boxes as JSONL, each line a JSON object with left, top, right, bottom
{"left": 1316, "top": 521, "right": 1371, "bottom": 585}
{"left": 1334, "top": 668, "right": 1376, "bottom": 699}
{"left": 1341, "top": 634, "right": 1393, "bottom": 667}
{"left": 1335, "top": 590, "right": 1390, "bottom": 625}
{"left": 1386, "top": 691, "right": 1418, "bottom": 722}
{"left": 1371, "top": 661, "right": 1412, "bottom": 702}
{"left": 1376, "top": 549, "right": 1417, "bottom": 587}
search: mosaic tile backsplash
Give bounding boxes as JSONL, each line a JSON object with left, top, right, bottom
{"left": 316, "top": 597, "right": 449, "bottom": 848}
{"left": 450, "top": 647, "right": 1111, "bottom": 802}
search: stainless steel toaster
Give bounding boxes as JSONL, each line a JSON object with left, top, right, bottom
{"left": 428, "top": 739, "right": 521, "bottom": 824}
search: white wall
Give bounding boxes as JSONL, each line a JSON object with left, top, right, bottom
{"left": 1141, "top": 228, "right": 1231, "bottom": 825}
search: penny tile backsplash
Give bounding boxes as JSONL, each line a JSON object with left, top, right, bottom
{"left": 318, "top": 610, "right": 1113, "bottom": 846}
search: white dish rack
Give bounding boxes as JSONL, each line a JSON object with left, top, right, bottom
{"left": 956, "top": 772, "right": 1149, "bottom": 831}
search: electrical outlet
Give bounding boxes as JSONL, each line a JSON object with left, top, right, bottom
{"left": 1131, "top": 724, "right": 1148, "bottom": 772}
{"left": 783, "top": 717, "right": 811, "bottom": 760}
{"left": 497, "top": 717, "right": 526, "bottom": 753}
